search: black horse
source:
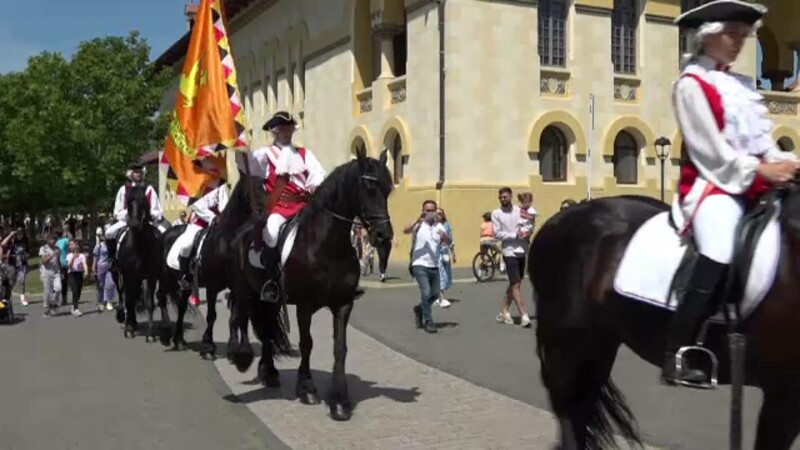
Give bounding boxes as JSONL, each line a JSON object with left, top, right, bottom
{"left": 529, "top": 193, "right": 800, "bottom": 450}
{"left": 116, "top": 185, "right": 167, "bottom": 340}
{"left": 231, "top": 148, "right": 393, "bottom": 421}
{"left": 161, "top": 175, "right": 265, "bottom": 355}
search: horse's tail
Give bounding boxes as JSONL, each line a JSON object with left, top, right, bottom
{"left": 532, "top": 209, "right": 641, "bottom": 450}
{"left": 257, "top": 301, "right": 293, "bottom": 358}
{"left": 536, "top": 330, "right": 640, "bottom": 450}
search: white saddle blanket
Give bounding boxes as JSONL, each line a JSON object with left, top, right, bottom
{"left": 248, "top": 223, "right": 298, "bottom": 269}
{"left": 613, "top": 210, "right": 781, "bottom": 318}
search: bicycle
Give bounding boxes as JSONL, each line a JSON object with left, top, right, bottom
{"left": 472, "top": 242, "right": 505, "bottom": 282}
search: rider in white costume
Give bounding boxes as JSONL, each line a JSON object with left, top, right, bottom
{"left": 240, "top": 111, "right": 326, "bottom": 299}
{"left": 167, "top": 183, "right": 230, "bottom": 288}
{"left": 663, "top": 0, "right": 800, "bottom": 385}
{"left": 105, "top": 163, "right": 166, "bottom": 263}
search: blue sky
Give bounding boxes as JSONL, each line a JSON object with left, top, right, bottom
{"left": 0, "top": 0, "right": 190, "bottom": 74}
{"left": 2, "top": 1, "right": 797, "bottom": 88}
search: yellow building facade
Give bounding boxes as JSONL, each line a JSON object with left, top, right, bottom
{"left": 157, "top": 0, "right": 800, "bottom": 266}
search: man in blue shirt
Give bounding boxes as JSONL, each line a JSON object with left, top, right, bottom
{"left": 55, "top": 228, "right": 70, "bottom": 306}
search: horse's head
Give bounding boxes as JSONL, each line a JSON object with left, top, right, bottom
{"left": 352, "top": 147, "right": 394, "bottom": 245}
{"left": 126, "top": 185, "right": 150, "bottom": 229}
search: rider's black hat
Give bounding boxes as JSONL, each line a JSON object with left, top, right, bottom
{"left": 128, "top": 163, "right": 144, "bottom": 171}
{"left": 674, "top": 0, "right": 766, "bottom": 28}
{"left": 263, "top": 111, "right": 297, "bottom": 131}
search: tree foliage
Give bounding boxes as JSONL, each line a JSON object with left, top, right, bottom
{"left": 0, "top": 31, "right": 171, "bottom": 217}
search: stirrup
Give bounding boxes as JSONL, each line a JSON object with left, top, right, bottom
{"left": 674, "top": 345, "right": 719, "bottom": 389}
{"left": 260, "top": 280, "right": 280, "bottom": 303}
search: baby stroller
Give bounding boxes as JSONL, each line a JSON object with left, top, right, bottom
{"left": 0, "top": 265, "right": 14, "bottom": 324}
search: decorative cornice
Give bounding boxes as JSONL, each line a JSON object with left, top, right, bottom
{"left": 574, "top": 4, "right": 612, "bottom": 16}
{"left": 644, "top": 13, "right": 676, "bottom": 25}
{"left": 304, "top": 35, "right": 351, "bottom": 64}
{"left": 406, "top": 0, "right": 437, "bottom": 15}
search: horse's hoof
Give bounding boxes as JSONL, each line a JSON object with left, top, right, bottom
{"left": 231, "top": 351, "right": 254, "bottom": 373}
{"left": 298, "top": 393, "right": 320, "bottom": 405}
{"left": 258, "top": 366, "right": 281, "bottom": 388}
{"left": 201, "top": 341, "right": 216, "bottom": 356}
{"left": 329, "top": 403, "right": 352, "bottom": 421}
{"left": 172, "top": 339, "right": 188, "bottom": 351}
{"left": 115, "top": 309, "right": 125, "bottom": 324}
{"left": 264, "top": 375, "right": 281, "bottom": 388}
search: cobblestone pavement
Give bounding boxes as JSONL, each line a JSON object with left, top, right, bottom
{"left": 209, "top": 301, "right": 662, "bottom": 450}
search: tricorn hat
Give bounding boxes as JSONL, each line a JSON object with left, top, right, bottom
{"left": 674, "top": 0, "right": 767, "bottom": 29}
{"left": 263, "top": 111, "right": 297, "bottom": 131}
{"left": 128, "top": 163, "right": 144, "bottom": 171}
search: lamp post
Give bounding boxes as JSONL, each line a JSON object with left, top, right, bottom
{"left": 654, "top": 136, "right": 671, "bottom": 202}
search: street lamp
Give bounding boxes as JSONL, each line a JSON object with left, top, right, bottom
{"left": 654, "top": 136, "right": 672, "bottom": 202}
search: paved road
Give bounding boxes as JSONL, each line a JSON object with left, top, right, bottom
{"left": 355, "top": 265, "right": 769, "bottom": 450}
{"left": 3, "top": 266, "right": 798, "bottom": 449}
{"left": 0, "top": 292, "right": 278, "bottom": 450}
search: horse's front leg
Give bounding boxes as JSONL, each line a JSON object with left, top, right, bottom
{"left": 200, "top": 288, "right": 218, "bottom": 359}
{"left": 123, "top": 279, "right": 139, "bottom": 339}
{"left": 755, "top": 382, "right": 800, "bottom": 450}
{"left": 329, "top": 301, "right": 354, "bottom": 421}
{"left": 156, "top": 282, "right": 171, "bottom": 347}
{"left": 145, "top": 278, "right": 157, "bottom": 343}
{"left": 114, "top": 271, "right": 125, "bottom": 324}
{"left": 295, "top": 305, "right": 319, "bottom": 405}
{"left": 172, "top": 288, "right": 190, "bottom": 350}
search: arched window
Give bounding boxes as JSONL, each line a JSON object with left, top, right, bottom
{"left": 539, "top": 126, "right": 567, "bottom": 182}
{"left": 613, "top": 131, "right": 638, "bottom": 184}
{"left": 612, "top": 0, "right": 637, "bottom": 74}
{"left": 538, "top": 0, "right": 567, "bottom": 67}
{"left": 778, "top": 137, "right": 795, "bottom": 152}
{"left": 391, "top": 133, "right": 404, "bottom": 184}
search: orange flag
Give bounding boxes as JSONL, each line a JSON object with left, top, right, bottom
{"left": 162, "top": 0, "right": 248, "bottom": 205}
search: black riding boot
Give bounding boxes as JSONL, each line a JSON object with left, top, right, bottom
{"left": 260, "top": 247, "right": 280, "bottom": 303}
{"left": 178, "top": 256, "right": 192, "bottom": 291}
{"left": 106, "top": 239, "right": 117, "bottom": 270}
{"left": 661, "top": 254, "right": 728, "bottom": 385}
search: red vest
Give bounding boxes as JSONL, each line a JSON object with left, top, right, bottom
{"left": 264, "top": 146, "right": 310, "bottom": 218}
{"left": 124, "top": 184, "right": 153, "bottom": 210}
{"left": 677, "top": 73, "right": 771, "bottom": 204}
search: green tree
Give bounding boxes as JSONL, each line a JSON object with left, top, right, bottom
{"left": 68, "top": 31, "right": 171, "bottom": 210}
{"left": 0, "top": 31, "right": 170, "bottom": 243}
{"left": 3, "top": 52, "right": 75, "bottom": 215}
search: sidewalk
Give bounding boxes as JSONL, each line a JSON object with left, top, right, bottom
{"left": 359, "top": 262, "right": 505, "bottom": 289}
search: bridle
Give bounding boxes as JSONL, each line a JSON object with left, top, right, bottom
{"left": 323, "top": 173, "right": 390, "bottom": 232}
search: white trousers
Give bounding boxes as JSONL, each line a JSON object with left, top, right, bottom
{"left": 263, "top": 214, "right": 287, "bottom": 248}
{"left": 167, "top": 224, "right": 203, "bottom": 270}
{"left": 692, "top": 194, "right": 744, "bottom": 264}
{"left": 104, "top": 219, "right": 167, "bottom": 241}
{"left": 105, "top": 221, "right": 126, "bottom": 240}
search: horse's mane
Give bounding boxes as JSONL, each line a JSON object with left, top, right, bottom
{"left": 295, "top": 157, "right": 392, "bottom": 228}
{"left": 295, "top": 161, "right": 360, "bottom": 226}
{"left": 217, "top": 173, "right": 265, "bottom": 230}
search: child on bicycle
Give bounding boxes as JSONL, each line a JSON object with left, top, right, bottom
{"left": 479, "top": 212, "right": 495, "bottom": 254}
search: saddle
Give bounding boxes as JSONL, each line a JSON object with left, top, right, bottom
{"left": 669, "top": 190, "right": 782, "bottom": 329}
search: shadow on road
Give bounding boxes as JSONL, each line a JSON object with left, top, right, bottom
{"left": 222, "top": 368, "right": 421, "bottom": 413}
